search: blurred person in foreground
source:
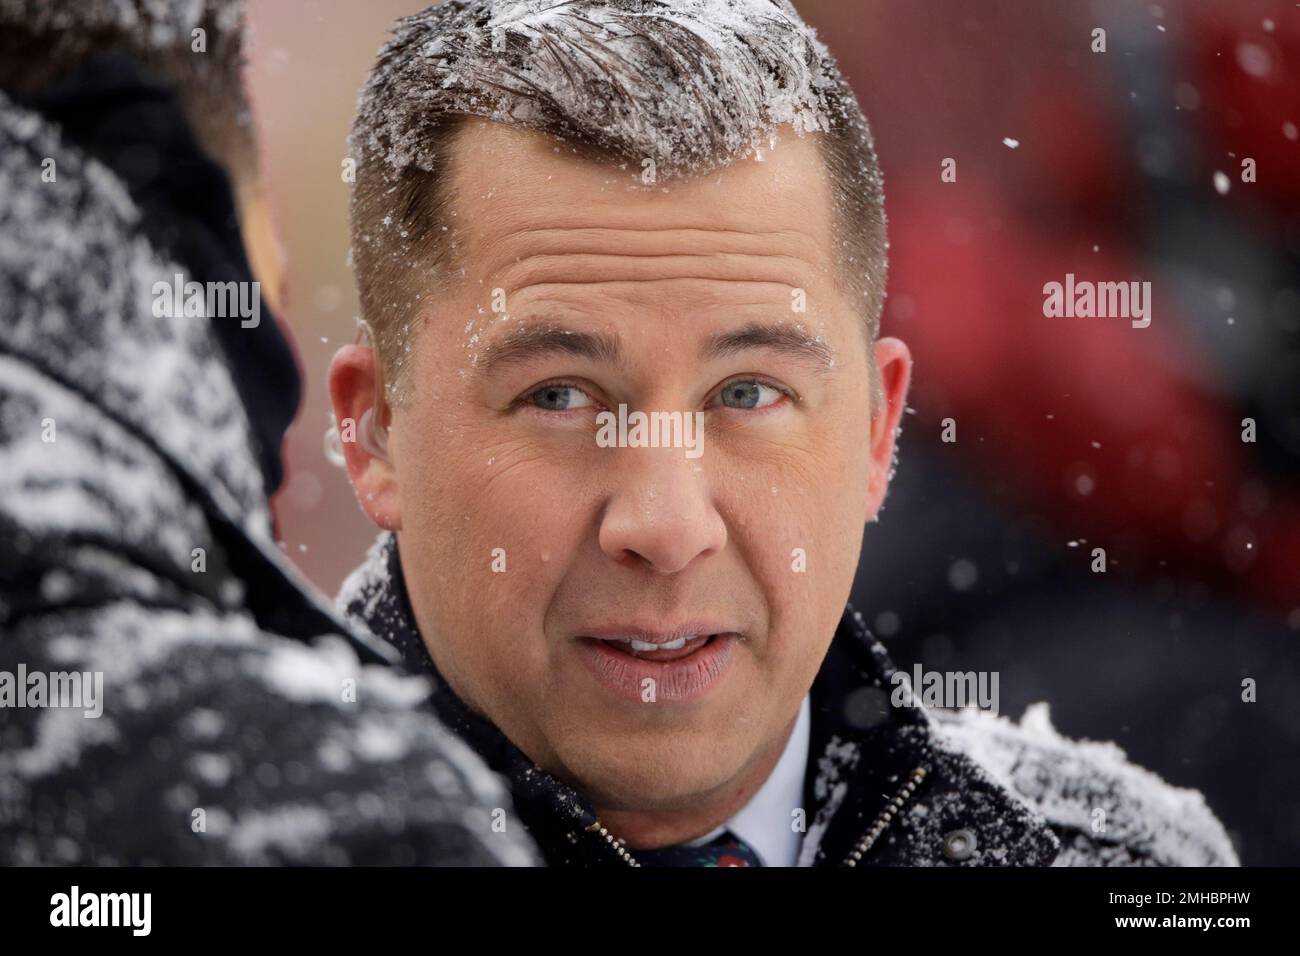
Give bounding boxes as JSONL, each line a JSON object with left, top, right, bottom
{"left": 0, "top": 0, "right": 536, "bottom": 866}
{"left": 329, "top": 0, "right": 1237, "bottom": 867}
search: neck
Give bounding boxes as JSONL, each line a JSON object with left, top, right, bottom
{"left": 593, "top": 706, "right": 801, "bottom": 850}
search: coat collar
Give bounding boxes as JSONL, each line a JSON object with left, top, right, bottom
{"left": 798, "top": 606, "right": 1060, "bottom": 866}
{"left": 8, "top": 51, "right": 302, "bottom": 500}
{"left": 0, "top": 87, "right": 412, "bottom": 675}
{"left": 0, "top": 77, "right": 270, "bottom": 539}
{"left": 341, "top": 533, "right": 1061, "bottom": 866}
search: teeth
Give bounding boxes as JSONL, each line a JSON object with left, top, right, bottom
{"left": 592, "top": 634, "right": 719, "bottom": 653}
{"left": 629, "top": 635, "right": 692, "bottom": 652}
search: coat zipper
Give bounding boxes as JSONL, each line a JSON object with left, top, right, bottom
{"left": 843, "top": 765, "right": 929, "bottom": 867}
{"left": 585, "top": 819, "right": 641, "bottom": 866}
{"left": 585, "top": 764, "right": 929, "bottom": 868}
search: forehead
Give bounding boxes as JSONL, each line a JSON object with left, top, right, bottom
{"left": 442, "top": 119, "right": 838, "bottom": 288}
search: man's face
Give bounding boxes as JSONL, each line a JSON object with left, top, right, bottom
{"left": 334, "top": 120, "right": 910, "bottom": 828}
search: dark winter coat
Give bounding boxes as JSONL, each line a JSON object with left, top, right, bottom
{"left": 342, "top": 532, "right": 1240, "bottom": 866}
{"left": 0, "top": 60, "right": 537, "bottom": 866}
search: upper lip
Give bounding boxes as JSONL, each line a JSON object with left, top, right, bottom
{"left": 578, "top": 623, "right": 735, "bottom": 645}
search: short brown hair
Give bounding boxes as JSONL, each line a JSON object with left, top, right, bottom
{"left": 349, "top": 0, "right": 887, "bottom": 402}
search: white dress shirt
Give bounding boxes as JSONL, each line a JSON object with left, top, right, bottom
{"left": 682, "top": 692, "right": 812, "bottom": 866}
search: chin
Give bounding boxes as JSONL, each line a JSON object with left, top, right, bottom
{"left": 557, "top": 729, "right": 746, "bottom": 810}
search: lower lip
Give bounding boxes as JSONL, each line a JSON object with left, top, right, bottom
{"left": 574, "top": 634, "right": 739, "bottom": 703}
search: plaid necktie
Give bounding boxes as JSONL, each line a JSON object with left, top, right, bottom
{"left": 635, "top": 829, "right": 765, "bottom": 867}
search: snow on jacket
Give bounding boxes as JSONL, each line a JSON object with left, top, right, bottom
{"left": 341, "top": 532, "right": 1239, "bottom": 866}
{"left": 0, "top": 79, "right": 537, "bottom": 866}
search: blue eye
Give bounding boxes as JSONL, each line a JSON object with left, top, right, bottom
{"left": 527, "top": 383, "right": 594, "bottom": 411}
{"left": 717, "top": 379, "right": 783, "bottom": 410}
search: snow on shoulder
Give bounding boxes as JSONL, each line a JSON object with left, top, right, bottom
{"left": 928, "top": 703, "right": 1239, "bottom": 866}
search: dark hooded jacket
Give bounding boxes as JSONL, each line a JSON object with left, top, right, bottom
{"left": 0, "top": 57, "right": 537, "bottom": 866}
{"left": 341, "top": 532, "right": 1239, "bottom": 867}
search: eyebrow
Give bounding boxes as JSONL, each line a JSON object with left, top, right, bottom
{"left": 475, "top": 319, "right": 836, "bottom": 376}
{"left": 475, "top": 323, "right": 624, "bottom": 375}
{"left": 703, "top": 322, "right": 835, "bottom": 369}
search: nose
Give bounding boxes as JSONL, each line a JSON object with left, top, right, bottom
{"left": 597, "top": 449, "right": 727, "bottom": 574}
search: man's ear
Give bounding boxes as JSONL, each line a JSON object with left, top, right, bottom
{"left": 865, "top": 336, "right": 913, "bottom": 522}
{"left": 328, "top": 344, "right": 401, "bottom": 530}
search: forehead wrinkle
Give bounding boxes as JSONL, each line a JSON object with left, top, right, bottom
{"left": 456, "top": 202, "right": 829, "bottom": 286}
{"left": 476, "top": 222, "right": 826, "bottom": 282}
{"left": 442, "top": 120, "right": 851, "bottom": 299}
{"left": 492, "top": 251, "right": 817, "bottom": 294}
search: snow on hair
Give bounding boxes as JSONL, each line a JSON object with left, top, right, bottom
{"left": 353, "top": 0, "right": 862, "bottom": 176}
{"left": 348, "top": 0, "right": 887, "bottom": 400}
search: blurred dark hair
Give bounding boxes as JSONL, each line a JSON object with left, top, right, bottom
{"left": 0, "top": 0, "right": 256, "bottom": 183}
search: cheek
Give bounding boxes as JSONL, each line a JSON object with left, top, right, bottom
{"left": 395, "top": 411, "right": 589, "bottom": 619}
{"left": 727, "top": 417, "right": 869, "bottom": 544}
{"left": 393, "top": 418, "right": 585, "bottom": 723}
{"left": 718, "top": 428, "right": 868, "bottom": 659}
